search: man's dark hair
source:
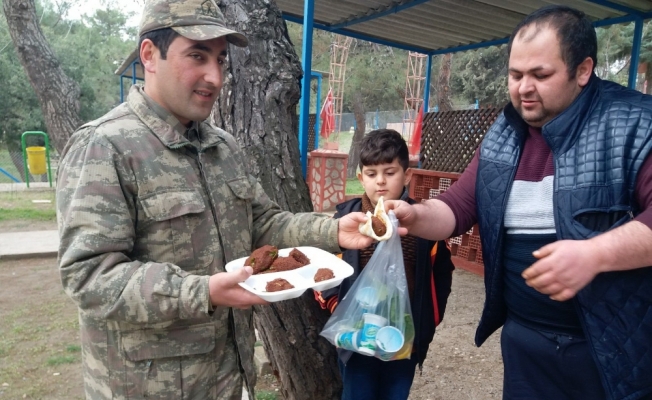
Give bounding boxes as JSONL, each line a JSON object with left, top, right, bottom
{"left": 507, "top": 5, "right": 597, "bottom": 76}
{"left": 138, "top": 28, "right": 180, "bottom": 60}
{"left": 358, "top": 129, "right": 409, "bottom": 171}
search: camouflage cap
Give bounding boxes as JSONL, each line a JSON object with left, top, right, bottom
{"left": 139, "top": 0, "right": 248, "bottom": 47}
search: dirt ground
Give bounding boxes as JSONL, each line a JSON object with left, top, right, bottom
{"left": 0, "top": 257, "right": 84, "bottom": 400}
{"left": 0, "top": 257, "right": 502, "bottom": 400}
{"left": 408, "top": 269, "right": 503, "bottom": 400}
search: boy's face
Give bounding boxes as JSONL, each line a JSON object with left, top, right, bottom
{"left": 358, "top": 159, "right": 412, "bottom": 206}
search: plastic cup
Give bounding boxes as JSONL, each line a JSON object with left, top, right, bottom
{"left": 335, "top": 330, "right": 359, "bottom": 352}
{"left": 355, "top": 287, "right": 380, "bottom": 314}
{"left": 357, "top": 313, "right": 388, "bottom": 356}
{"left": 375, "top": 326, "right": 405, "bottom": 361}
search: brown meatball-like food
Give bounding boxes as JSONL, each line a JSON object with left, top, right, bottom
{"left": 265, "top": 256, "right": 303, "bottom": 273}
{"left": 245, "top": 245, "right": 278, "bottom": 274}
{"left": 371, "top": 215, "right": 387, "bottom": 237}
{"left": 266, "top": 278, "right": 295, "bottom": 292}
{"left": 289, "top": 248, "right": 310, "bottom": 266}
{"left": 314, "top": 268, "right": 335, "bottom": 282}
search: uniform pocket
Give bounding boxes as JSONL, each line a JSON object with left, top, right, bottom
{"left": 117, "top": 323, "right": 216, "bottom": 399}
{"left": 139, "top": 190, "right": 213, "bottom": 270}
{"left": 226, "top": 177, "right": 255, "bottom": 238}
{"left": 140, "top": 190, "right": 206, "bottom": 221}
{"left": 226, "top": 177, "right": 254, "bottom": 200}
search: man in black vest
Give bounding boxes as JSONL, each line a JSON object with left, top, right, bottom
{"left": 387, "top": 5, "right": 652, "bottom": 400}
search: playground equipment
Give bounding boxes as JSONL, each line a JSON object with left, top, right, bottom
{"left": 21, "top": 131, "right": 53, "bottom": 188}
{"left": 329, "top": 35, "right": 353, "bottom": 136}
{"left": 403, "top": 52, "right": 428, "bottom": 144}
{"left": 0, "top": 167, "right": 20, "bottom": 183}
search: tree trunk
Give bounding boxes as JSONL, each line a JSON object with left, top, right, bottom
{"left": 347, "top": 92, "right": 365, "bottom": 179}
{"left": 3, "top": 0, "right": 82, "bottom": 154}
{"left": 437, "top": 53, "right": 454, "bottom": 112}
{"left": 214, "top": 1, "right": 341, "bottom": 399}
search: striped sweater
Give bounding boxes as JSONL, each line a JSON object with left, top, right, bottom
{"left": 439, "top": 126, "right": 652, "bottom": 333}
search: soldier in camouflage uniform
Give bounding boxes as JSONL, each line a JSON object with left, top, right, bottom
{"left": 56, "top": 1, "right": 372, "bottom": 398}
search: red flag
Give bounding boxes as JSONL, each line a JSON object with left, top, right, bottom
{"left": 409, "top": 104, "right": 424, "bottom": 156}
{"left": 320, "top": 88, "right": 335, "bottom": 139}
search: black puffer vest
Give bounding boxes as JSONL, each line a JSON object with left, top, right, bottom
{"left": 475, "top": 75, "right": 652, "bottom": 400}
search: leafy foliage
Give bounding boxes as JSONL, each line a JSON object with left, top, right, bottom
{"left": 450, "top": 46, "right": 509, "bottom": 107}
{"left": 0, "top": 0, "right": 136, "bottom": 150}
{"left": 287, "top": 22, "right": 407, "bottom": 114}
{"left": 3, "top": 2, "right": 652, "bottom": 155}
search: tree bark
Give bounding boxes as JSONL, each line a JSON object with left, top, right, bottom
{"left": 3, "top": 0, "right": 82, "bottom": 154}
{"left": 214, "top": 1, "right": 341, "bottom": 399}
{"left": 437, "top": 53, "right": 454, "bottom": 112}
{"left": 347, "top": 92, "right": 365, "bottom": 179}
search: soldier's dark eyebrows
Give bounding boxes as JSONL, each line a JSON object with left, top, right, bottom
{"left": 189, "top": 43, "right": 212, "bottom": 53}
{"left": 188, "top": 43, "right": 226, "bottom": 58}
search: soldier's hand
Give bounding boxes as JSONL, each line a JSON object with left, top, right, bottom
{"left": 209, "top": 267, "right": 269, "bottom": 308}
{"left": 337, "top": 212, "right": 374, "bottom": 249}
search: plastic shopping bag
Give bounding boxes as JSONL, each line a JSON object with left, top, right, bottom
{"left": 320, "top": 211, "right": 414, "bottom": 361}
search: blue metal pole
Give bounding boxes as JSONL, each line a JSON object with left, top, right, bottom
{"left": 120, "top": 76, "right": 125, "bottom": 103}
{"left": 628, "top": 17, "right": 643, "bottom": 90}
{"left": 298, "top": 0, "right": 315, "bottom": 177}
{"left": 0, "top": 167, "right": 20, "bottom": 183}
{"left": 423, "top": 55, "right": 432, "bottom": 112}
{"left": 132, "top": 61, "right": 138, "bottom": 86}
{"left": 312, "top": 71, "right": 322, "bottom": 150}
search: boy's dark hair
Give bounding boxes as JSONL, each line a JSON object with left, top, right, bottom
{"left": 507, "top": 5, "right": 597, "bottom": 77}
{"left": 358, "top": 129, "right": 409, "bottom": 171}
{"left": 138, "top": 28, "right": 180, "bottom": 60}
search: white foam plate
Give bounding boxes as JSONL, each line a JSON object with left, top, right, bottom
{"left": 225, "top": 246, "right": 354, "bottom": 302}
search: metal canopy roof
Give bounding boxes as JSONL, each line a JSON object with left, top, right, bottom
{"left": 114, "top": 0, "right": 652, "bottom": 177}
{"left": 116, "top": 0, "right": 652, "bottom": 79}
{"left": 279, "top": 0, "right": 652, "bottom": 55}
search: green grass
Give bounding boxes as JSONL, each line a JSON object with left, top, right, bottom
{"left": 318, "top": 130, "right": 354, "bottom": 153}
{"left": 334, "top": 131, "right": 354, "bottom": 154}
{"left": 46, "top": 355, "right": 76, "bottom": 366}
{"left": 66, "top": 344, "right": 81, "bottom": 353}
{"left": 256, "top": 391, "right": 278, "bottom": 400}
{"left": 345, "top": 178, "right": 364, "bottom": 195}
{"left": 0, "top": 190, "right": 56, "bottom": 221}
{"left": 0, "top": 208, "right": 55, "bottom": 221}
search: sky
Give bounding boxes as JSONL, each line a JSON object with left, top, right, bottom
{"left": 67, "top": 0, "right": 142, "bottom": 27}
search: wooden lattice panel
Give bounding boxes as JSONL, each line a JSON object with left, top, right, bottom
{"left": 409, "top": 169, "right": 485, "bottom": 275}
{"left": 308, "top": 114, "right": 317, "bottom": 151}
{"left": 419, "top": 107, "right": 504, "bottom": 173}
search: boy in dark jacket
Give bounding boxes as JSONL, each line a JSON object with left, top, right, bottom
{"left": 315, "top": 129, "right": 454, "bottom": 400}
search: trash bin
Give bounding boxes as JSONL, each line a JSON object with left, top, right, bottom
{"left": 26, "top": 146, "right": 47, "bottom": 175}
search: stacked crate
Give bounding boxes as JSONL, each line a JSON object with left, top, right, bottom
{"left": 408, "top": 169, "right": 485, "bottom": 276}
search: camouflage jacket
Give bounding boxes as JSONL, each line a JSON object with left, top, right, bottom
{"left": 56, "top": 85, "right": 339, "bottom": 399}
